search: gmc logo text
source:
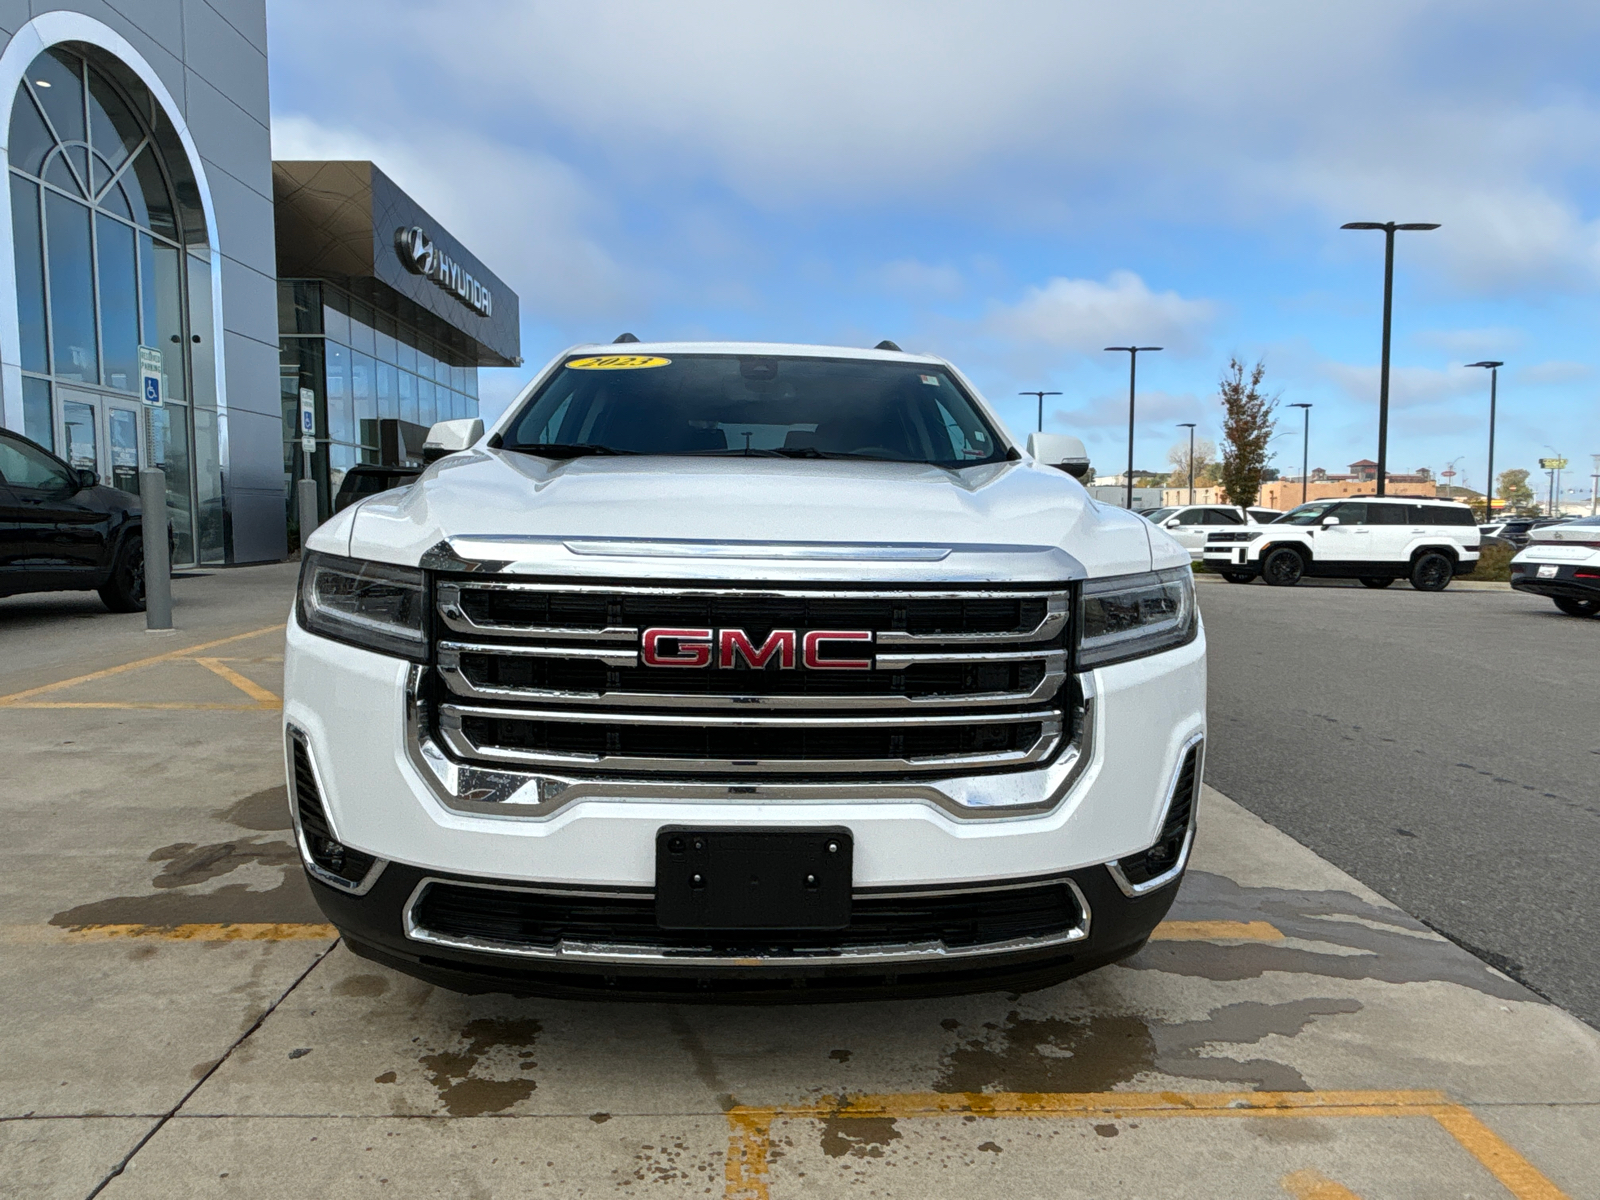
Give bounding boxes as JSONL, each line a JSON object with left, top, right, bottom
{"left": 639, "top": 628, "right": 872, "bottom": 670}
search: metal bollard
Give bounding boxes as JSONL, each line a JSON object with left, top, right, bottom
{"left": 297, "top": 477, "right": 320, "bottom": 546}
{"left": 138, "top": 467, "right": 172, "bottom": 630}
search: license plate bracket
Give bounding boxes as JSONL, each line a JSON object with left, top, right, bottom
{"left": 655, "top": 827, "right": 852, "bottom": 931}
{"left": 1537, "top": 564, "right": 1559, "bottom": 579}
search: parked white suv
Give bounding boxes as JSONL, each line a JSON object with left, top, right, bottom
{"left": 1143, "top": 504, "right": 1280, "bottom": 560}
{"left": 1202, "top": 497, "right": 1479, "bottom": 589}
{"left": 1509, "top": 515, "right": 1600, "bottom": 617}
{"left": 283, "top": 342, "right": 1207, "bottom": 1000}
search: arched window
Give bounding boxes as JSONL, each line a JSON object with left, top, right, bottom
{"left": 9, "top": 45, "right": 211, "bottom": 563}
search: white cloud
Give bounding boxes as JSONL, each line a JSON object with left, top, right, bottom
{"left": 866, "top": 259, "right": 963, "bottom": 301}
{"left": 1515, "top": 360, "right": 1593, "bottom": 386}
{"left": 270, "top": 114, "right": 643, "bottom": 323}
{"left": 983, "top": 272, "right": 1216, "bottom": 357}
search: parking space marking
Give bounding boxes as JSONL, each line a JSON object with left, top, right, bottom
{"left": 1148, "top": 919, "right": 1284, "bottom": 941}
{"left": 2, "top": 923, "right": 337, "bottom": 944}
{"left": 0, "top": 624, "right": 282, "bottom": 711}
{"left": 1281, "top": 1168, "right": 1362, "bottom": 1199}
{"left": 723, "top": 1090, "right": 1569, "bottom": 1200}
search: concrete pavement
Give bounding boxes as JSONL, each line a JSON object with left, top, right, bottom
{"left": 2, "top": 566, "right": 1597, "bottom": 1198}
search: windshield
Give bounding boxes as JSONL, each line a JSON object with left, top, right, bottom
{"left": 1279, "top": 501, "right": 1337, "bottom": 525}
{"left": 1144, "top": 508, "right": 1177, "bottom": 523}
{"left": 498, "top": 353, "right": 1009, "bottom": 465}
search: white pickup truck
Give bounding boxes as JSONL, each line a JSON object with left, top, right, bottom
{"left": 283, "top": 342, "right": 1206, "bottom": 1000}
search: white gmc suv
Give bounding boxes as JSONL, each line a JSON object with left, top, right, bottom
{"left": 284, "top": 342, "right": 1206, "bottom": 1000}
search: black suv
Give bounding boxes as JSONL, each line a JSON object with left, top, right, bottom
{"left": 0, "top": 428, "right": 148, "bottom": 611}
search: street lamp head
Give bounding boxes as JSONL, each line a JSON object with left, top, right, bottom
{"left": 1289, "top": 402, "right": 1312, "bottom": 410}
{"left": 1396, "top": 223, "right": 1441, "bottom": 231}
{"left": 1341, "top": 221, "right": 1439, "bottom": 232}
{"left": 1464, "top": 361, "right": 1503, "bottom": 369}
{"left": 1341, "top": 222, "right": 1386, "bottom": 230}
{"left": 1177, "top": 422, "right": 1196, "bottom": 429}
{"left": 1103, "top": 346, "right": 1163, "bottom": 353}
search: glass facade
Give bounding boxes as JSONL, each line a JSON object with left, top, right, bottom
{"left": 278, "top": 279, "right": 479, "bottom": 543}
{"left": 7, "top": 47, "right": 220, "bottom": 566}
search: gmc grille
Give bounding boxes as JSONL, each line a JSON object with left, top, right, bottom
{"left": 430, "top": 580, "right": 1072, "bottom": 777}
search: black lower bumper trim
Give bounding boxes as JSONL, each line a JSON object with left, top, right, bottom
{"left": 307, "top": 861, "right": 1179, "bottom": 1003}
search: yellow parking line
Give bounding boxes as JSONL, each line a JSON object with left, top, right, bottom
{"left": 0, "top": 624, "right": 282, "bottom": 705}
{"left": 2, "top": 923, "right": 337, "bottom": 944}
{"left": 1281, "top": 1168, "right": 1362, "bottom": 1199}
{"left": 724, "top": 1090, "right": 1569, "bottom": 1200}
{"left": 1151, "top": 919, "right": 1284, "bottom": 941}
{"left": 1432, "top": 1107, "right": 1570, "bottom": 1200}
{"left": 2, "top": 701, "right": 273, "bottom": 711}
{"left": 193, "top": 656, "right": 281, "bottom": 708}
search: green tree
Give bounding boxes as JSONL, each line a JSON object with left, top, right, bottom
{"left": 1217, "top": 358, "right": 1278, "bottom": 507}
{"left": 1497, "top": 468, "right": 1535, "bottom": 513}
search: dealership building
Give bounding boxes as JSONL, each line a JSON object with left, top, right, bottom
{"left": 0, "top": 4, "right": 519, "bottom": 566}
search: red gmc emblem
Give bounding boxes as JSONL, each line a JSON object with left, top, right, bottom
{"left": 640, "top": 628, "right": 872, "bottom": 669}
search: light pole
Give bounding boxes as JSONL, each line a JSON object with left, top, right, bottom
{"left": 1591, "top": 453, "right": 1599, "bottom": 517}
{"left": 1288, "top": 403, "right": 1312, "bottom": 507}
{"left": 1105, "top": 346, "right": 1162, "bottom": 509}
{"left": 1019, "top": 391, "right": 1062, "bottom": 434}
{"left": 1341, "top": 220, "right": 1440, "bottom": 495}
{"left": 1177, "top": 422, "right": 1197, "bottom": 504}
{"left": 1465, "top": 361, "right": 1502, "bottom": 521}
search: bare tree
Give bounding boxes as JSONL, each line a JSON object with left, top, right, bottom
{"left": 1218, "top": 358, "right": 1278, "bottom": 507}
{"left": 1166, "top": 438, "right": 1218, "bottom": 490}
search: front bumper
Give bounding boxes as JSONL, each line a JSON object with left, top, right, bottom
{"left": 306, "top": 858, "right": 1182, "bottom": 1001}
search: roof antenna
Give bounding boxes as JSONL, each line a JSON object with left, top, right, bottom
{"left": 613, "top": 332, "right": 640, "bottom": 344}
{"left": 875, "top": 339, "right": 902, "bottom": 352}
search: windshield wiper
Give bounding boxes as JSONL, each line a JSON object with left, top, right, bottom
{"left": 504, "top": 443, "right": 635, "bottom": 459}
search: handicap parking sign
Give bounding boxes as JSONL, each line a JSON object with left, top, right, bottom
{"left": 138, "top": 346, "right": 163, "bottom": 408}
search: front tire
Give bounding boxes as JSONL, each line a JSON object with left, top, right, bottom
{"left": 1360, "top": 576, "right": 1395, "bottom": 589}
{"left": 1553, "top": 596, "right": 1600, "bottom": 617}
{"left": 1262, "top": 548, "right": 1305, "bottom": 587}
{"left": 1222, "top": 571, "right": 1253, "bottom": 584}
{"left": 1410, "top": 551, "right": 1453, "bottom": 592}
{"left": 97, "top": 533, "right": 146, "bottom": 613}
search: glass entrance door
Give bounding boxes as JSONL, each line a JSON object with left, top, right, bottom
{"left": 106, "top": 403, "right": 142, "bottom": 495}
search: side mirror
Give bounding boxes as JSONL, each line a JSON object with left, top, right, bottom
{"left": 1164, "top": 518, "right": 1181, "bottom": 529}
{"left": 1026, "top": 432, "right": 1091, "bottom": 479}
{"left": 1321, "top": 516, "right": 1340, "bottom": 527}
{"left": 422, "top": 418, "right": 484, "bottom": 464}
{"left": 75, "top": 467, "right": 98, "bottom": 490}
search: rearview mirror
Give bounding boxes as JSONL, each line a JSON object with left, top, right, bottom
{"left": 1164, "top": 518, "right": 1181, "bottom": 529}
{"left": 1321, "top": 516, "right": 1340, "bottom": 527}
{"left": 75, "top": 467, "right": 98, "bottom": 490}
{"left": 1026, "top": 432, "right": 1090, "bottom": 479}
{"left": 422, "top": 418, "right": 484, "bottom": 464}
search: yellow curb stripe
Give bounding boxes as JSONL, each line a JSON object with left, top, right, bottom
{"left": 1281, "top": 1168, "right": 1363, "bottom": 1199}
{"left": 3, "top": 923, "right": 337, "bottom": 944}
{"left": 193, "top": 656, "right": 282, "bottom": 707}
{"left": 0, "top": 624, "right": 282, "bottom": 705}
{"left": 1151, "top": 919, "right": 1284, "bottom": 941}
{"left": 1432, "top": 1107, "right": 1571, "bottom": 1200}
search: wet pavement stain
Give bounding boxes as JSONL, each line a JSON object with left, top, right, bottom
{"left": 212, "top": 786, "right": 291, "bottom": 831}
{"left": 49, "top": 784, "right": 322, "bottom": 929}
{"left": 935, "top": 997, "right": 1360, "bottom": 1094}
{"left": 819, "top": 1114, "right": 902, "bottom": 1159}
{"left": 1134, "top": 870, "right": 1532, "bottom": 1001}
{"left": 416, "top": 1016, "right": 542, "bottom": 1116}
{"left": 332, "top": 974, "right": 390, "bottom": 998}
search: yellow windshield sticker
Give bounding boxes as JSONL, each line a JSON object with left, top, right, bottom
{"left": 565, "top": 354, "right": 671, "bottom": 370}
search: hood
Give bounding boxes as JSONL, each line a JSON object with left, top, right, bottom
{"left": 321, "top": 449, "right": 1159, "bottom": 582}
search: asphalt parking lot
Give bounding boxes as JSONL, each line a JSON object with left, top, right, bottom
{"left": 3, "top": 566, "right": 1598, "bottom": 1199}
{"left": 1198, "top": 574, "right": 1600, "bottom": 1029}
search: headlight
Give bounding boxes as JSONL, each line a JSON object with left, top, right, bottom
{"left": 1078, "top": 567, "right": 1197, "bottom": 669}
{"left": 297, "top": 552, "right": 427, "bottom": 660}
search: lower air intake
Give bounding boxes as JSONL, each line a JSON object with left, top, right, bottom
{"left": 291, "top": 734, "right": 376, "bottom": 887}
{"left": 1115, "top": 741, "right": 1201, "bottom": 889}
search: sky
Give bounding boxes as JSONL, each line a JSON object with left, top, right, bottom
{"left": 266, "top": 0, "right": 1600, "bottom": 502}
